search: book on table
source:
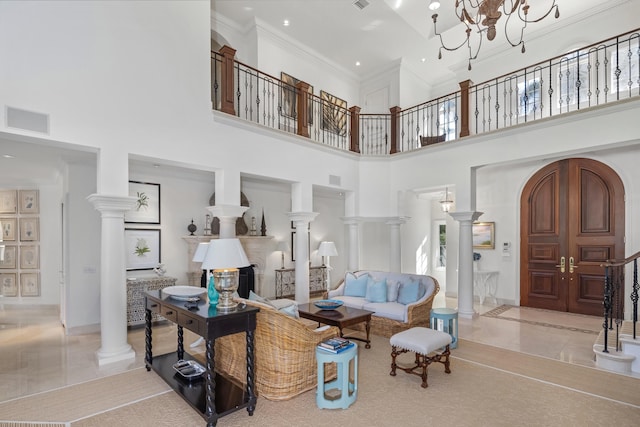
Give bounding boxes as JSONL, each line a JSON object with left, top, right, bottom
{"left": 318, "top": 337, "right": 354, "bottom": 353}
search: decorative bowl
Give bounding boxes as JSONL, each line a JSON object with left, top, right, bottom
{"left": 314, "top": 299, "right": 344, "bottom": 310}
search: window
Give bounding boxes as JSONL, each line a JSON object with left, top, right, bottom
{"left": 611, "top": 37, "right": 639, "bottom": 96}
{"left": 437, "top": 223, "right": 447, "bottom": 269}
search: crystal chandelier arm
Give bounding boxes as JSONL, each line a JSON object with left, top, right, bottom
{"left": 433, "top": 13, "right": 484, "bottom": 71}
{"left": 517, "top": 1, "right": 560, "bottom": 24}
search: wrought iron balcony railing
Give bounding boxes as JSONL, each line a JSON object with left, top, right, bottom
{"left": 211, "top": 28, "right": 639, "bottom": 155}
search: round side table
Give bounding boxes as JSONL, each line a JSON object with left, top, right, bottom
{"left": 316, "top": 343, "right": 358, "bottom": 409}
{"left": 430, "top": 308, "right": 458, "bottom": 349}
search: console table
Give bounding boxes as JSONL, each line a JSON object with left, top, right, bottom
{"left": 144, "top": 290, "right": 259, "bottom": 426}
{"left": 473, "top": 270, "right": 499, "bottom": 305}
{"left": 126, "top": 276, "right": 177, "bottom": 326}
{"left": 275, "top": 266, "right": 326, "bottom": 299}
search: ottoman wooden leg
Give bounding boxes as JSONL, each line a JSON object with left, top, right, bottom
{"left": 390, "top": 345, "right": 398, "bottom": 376}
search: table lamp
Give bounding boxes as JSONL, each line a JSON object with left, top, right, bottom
{"left": 317, "top": 241, "right": 338, "bottom": 290}
{"left": 201, "top": 238, "right": 250, "bottom": 311}
{"left": 276, "top": 240, "right": 290, "bottom": 269}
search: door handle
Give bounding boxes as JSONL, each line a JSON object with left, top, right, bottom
{"left": 555, "top": 256, "right": 565, "bottom": 273}
{"left": 569, "top": 256, "right": 578, "bottom": 273}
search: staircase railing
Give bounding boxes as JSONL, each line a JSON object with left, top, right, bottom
{"left": 601, "top": 250, "right": 640, "bottom": 352}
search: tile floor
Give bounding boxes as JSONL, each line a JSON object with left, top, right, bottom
{"left": 0, "top": 296, "right": 632, "bottom": 404}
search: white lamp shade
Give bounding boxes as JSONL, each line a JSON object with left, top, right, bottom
{"left": 429, "top": 0, "right": 440, "bottom": 11}
{"left": 201, "top": 238, "right": 251, "bottom": 270}
{"left": 317, "top": 241, "right": 338, "bottom": 257}
{"left": 192, "top": 242, "right": 210, "bottom": 262}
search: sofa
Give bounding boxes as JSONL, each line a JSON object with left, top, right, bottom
{"left": 207, "top": 296, "right": 339, "bottom": 401}
{"left": 326, "top": 270, "right": 439, "bottom": 338}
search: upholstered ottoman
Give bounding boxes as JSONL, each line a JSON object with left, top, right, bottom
{"left": 389, "top": 327, "right": 452, "bottom": 388}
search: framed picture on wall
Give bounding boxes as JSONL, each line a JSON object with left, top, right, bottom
{"left": 19, "top": 218, "right": 39, "bottom": 242}
{"left": 20, "top": 245, "right": 39, "bottom": 269}
{"left": 320, "top": 90, "right": 347, "bottom": 136}
{"left": 0, "top": 190, "right": 17, "bottom": 214}
{"left": 125, "top": 228, "right": 161, "bottom": 270}
{"left": 125, "top": 181, "right": 161, "bottom": 224}
{"left": 20, "top": 272, "right": 40, "bottom": 297}
{"left": 18, "top": 189, "right": 39, "bottom": 214}
{"left": 0, "top": 272, "right": 18, "bottom": 297}
{"left": 0, "top": 246, "right": 17, "bottom": 269}
{"left": 281, "top": 72, "right": 314, "bottom": 124}
{"left": 473, "top": 222, "right": 495, "bottom": 249}
{"left": 1, "top": 217, "right": 17, "bottom": 241}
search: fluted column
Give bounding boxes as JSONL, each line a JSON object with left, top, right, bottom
{"left": 207, "top": 205, "right": 248, "bottom": 238}
{"left": 450, "top": 211, "right": 483, "bottom": 319}
{"left": 87, "top": 194, "right": 137, "bottom": 365}
{"left": 288, "top": 211, "right": 318, "bottom": 303}
{"left": 343, "top": 218, "right": 361, "bottom": 272}
{"left": 386, "top": 217, "right": 407, "bottom": 272}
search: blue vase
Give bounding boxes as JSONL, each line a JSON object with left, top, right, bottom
{"left": 208, "top": 275, "right": 219, "bottom": 306}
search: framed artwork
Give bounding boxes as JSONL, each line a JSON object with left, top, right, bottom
{"left": 20, "top": 245, "right": 39, "bottom": 269}
{"left": 125, "top": 228, "right": 161, "bottom": 270}
{"left": 0, "top": 190, "right": 17, "bottom": 214}
{"left": 473, "top": 222, "right": 495, "bottom": 249}
{"left": 1, "top": 217, "right": 17, "bottom": 241}
{"left": 20, "top": 272, "right": 40, "bottom": 297}
{"left": 0, "top": 245, "right": 17, "bottom": 269}
{"left": 19, "top": 218, "right": 39, "bottom": 241}
{"left": 125, "top": 181, "right": 161, "bottom": 224}
{"left": 320, "top": 90, "right": 347, "bottom": 136}
{"left": 1, "top": 272, "right": 18, "bottom": 297}
{"left": 281, "top": 72, "right": 314, "bottom": 124}
{"left": 18, "top": 189, "right": 39, "bottom": 214}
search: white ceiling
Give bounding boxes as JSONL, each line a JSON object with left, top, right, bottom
{"left": 212, "top": 0, "right": 608, "bottom": 78}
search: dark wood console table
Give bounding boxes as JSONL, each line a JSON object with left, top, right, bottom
{"left": 144, "top": 290, "right": 259, "bottom": 426}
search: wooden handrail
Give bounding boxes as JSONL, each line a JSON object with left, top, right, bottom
{"left": 601, "top": 250, "right": 640, "bottom": 267}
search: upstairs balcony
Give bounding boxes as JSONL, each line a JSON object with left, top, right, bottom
{"left": 211, "top": 28, "right": 639, "bottom": 155}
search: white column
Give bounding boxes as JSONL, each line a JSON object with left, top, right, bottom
{"left": 450, "top": 211, "right": 483, "bottom": 319}
{"left": 288, "top": 211, "right": 318, "bottom": 303}
{"left": 386, "top": 217, "right": 407, "bottom": 272}
{"left": 87, "top": 194, "right": 137, "bottom": 366}
{"left": 207, "top": 205, "right": 249, "bottom": 238}
{"left": 343, "top": 218, "right": 361, "bottom": 272}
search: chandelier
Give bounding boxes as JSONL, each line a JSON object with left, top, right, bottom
{"left": 429, "top": 0, "right": 560, "bottom": 70}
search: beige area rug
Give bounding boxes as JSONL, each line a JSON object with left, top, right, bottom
{"left": 482, "top": 305, "right": 602, "bottom": 335}
{"left": 2, "top": 335, "right": 639, "bottom": 427}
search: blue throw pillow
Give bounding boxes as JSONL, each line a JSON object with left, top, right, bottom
{"left": 397, "top": 280, "right": 420, "bottom": 305}
{"left": 365, "top": 277, "right": 387, "bottom": 303}
{"left": 279, "top": 303, "right": 299, "bottom": 319}
{"left": 343, "top": 273, "right": 368, "bottom": 297}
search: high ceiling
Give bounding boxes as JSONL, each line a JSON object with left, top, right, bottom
{"left": 212, "top": 0, "right": 611, "bottom": 78}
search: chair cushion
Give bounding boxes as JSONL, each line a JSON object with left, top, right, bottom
{"left": 333, "top": 295, "right": 367, "bottom": 309}
{"left": 363, "top": 301, "right": 406, "bottom": 322}
{"left": 390, "top": 327, "right": 452, "bottom": 354}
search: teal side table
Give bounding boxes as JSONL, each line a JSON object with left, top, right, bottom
{"left": 316, "top": 344, "right": 358, "bottom": 409}
{"left": 430, "top": 308, "right": 459, "bottom": 349}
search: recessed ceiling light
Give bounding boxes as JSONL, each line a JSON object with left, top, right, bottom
{"left": 421, "top": 58, "right": 426, "bottom": 63}
{"left": 283, "top": 19, "right": 290, "bottom": 26}
{"left": 2, "top": 154, "right": 15, "bottom": 159}
{"left": 355, "top": 61, "right": 361, "bottom": 66}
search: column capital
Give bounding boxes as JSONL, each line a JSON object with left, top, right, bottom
{"left": 207, "top": 204, "right": 249, "bottom": 218}
{"left": 449, "top": 211, "right": 483, "bottom": 223}
{"left": 86, "top": 194, "right": 137, "bottom": 213}
{"left": 385, "top": 216, "right": 409, "bottom": 226}
{"left": 341, "top": 217, "right": 362, "bottom": 225}
{"left": 287, "top": 211, "right": 318, "bottom": 224}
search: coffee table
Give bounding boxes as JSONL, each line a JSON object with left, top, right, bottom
{"left": 297, "top": 303, "right": 373, "bottom": 349}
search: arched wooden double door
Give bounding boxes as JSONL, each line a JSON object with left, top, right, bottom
{"left": 520, "top": 158, "right": 625, "bottom": 316}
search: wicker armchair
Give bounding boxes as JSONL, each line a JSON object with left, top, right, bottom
{"left": 209, "top": 298, "right": 339, "bottom": 401}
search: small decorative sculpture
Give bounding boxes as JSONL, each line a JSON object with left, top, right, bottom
{"left": 154, "top": 263, "right": 166, "bottom": 276}
{"left": 260, "top": 209, "right": 267, "bottom": 236}
{"left": 187, "top": 219, "right": 197, "bottom": 236}
{"left": 250, "top": 216, "right": 257, "bottom": 236}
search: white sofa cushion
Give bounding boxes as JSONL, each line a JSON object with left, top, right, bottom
{"left": 333, "top": 295, "right": 367, "bottom": 309}
{"left": 362, "top": 301, "right": 406, "bottom": 322}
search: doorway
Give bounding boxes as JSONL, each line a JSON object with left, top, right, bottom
{"left": 519, "top": 158, "right": 625, "bottom": 316}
